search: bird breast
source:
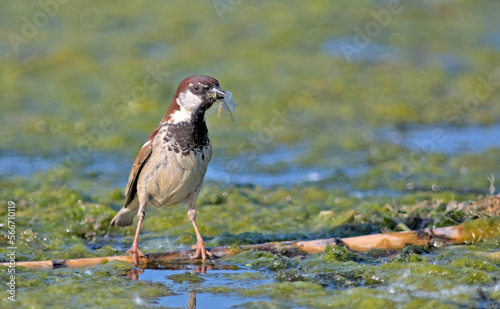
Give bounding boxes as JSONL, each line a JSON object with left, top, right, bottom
{"left": 137, "top": 123, "right": 212, "bottom": 207}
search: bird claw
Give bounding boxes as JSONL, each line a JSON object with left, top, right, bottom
{"left": 126, "top": 246, "right": 146, "bottom": 266}
{"left": 190, "top": 243, "right": 214, "bottom": 261}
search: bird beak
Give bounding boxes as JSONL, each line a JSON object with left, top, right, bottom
{"left": 209, "top": 86, "right": 225, "bottom": 100}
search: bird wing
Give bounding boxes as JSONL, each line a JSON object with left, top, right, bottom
{"left": 123, "top": 125, "right": 159, "bottom": 207}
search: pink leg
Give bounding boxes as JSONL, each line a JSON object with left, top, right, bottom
{"left": 188, "top": 209, "right": 213, "bottom": 260}
{"left": 126, "top": 208, "right": 146, "bottom": 265}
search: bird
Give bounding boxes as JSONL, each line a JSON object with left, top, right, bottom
{"left": 110, "top": 75, "right": 226, "bottom": 265}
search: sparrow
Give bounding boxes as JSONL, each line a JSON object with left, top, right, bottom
{"left": 110, "top": 75, "right": 225, "bottom": 265}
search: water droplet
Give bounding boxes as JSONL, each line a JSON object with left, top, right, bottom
{"left": 308, "top": 173, "right": 320, "bottom": 181}
{"left": 35, "top": 121, "right": 48, "bottom": 132}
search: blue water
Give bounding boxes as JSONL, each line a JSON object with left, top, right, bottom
{"left": 321, "top": 38, "right": 468, "bottom": 75}
{"left": 1, "top": 124, "right": 499, "bottom": 190}
{"left": 136, "top": 266, "right": 274, "bottom": 308}
{"left": 379, "top": 123, "right": 500, "bottom": 155}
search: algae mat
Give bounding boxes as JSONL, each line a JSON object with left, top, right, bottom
{"left": 1, "top": 0, "right": 500, "bottom": 308}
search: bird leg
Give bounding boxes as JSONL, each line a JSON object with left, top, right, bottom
{"left": 126, "top": 208, "right": 146, "bottom": 266}
{"left": 188, "top": 209, "right": 213, "bottom": 260}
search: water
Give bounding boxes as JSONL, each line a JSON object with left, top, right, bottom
{"left": 321, "top": 38, "right": 468, "bottom": 75}
{"left": 380, "top": 123, "right": 500, "bottom": 155}
{"left": 207, "top": 146, "right": 338, "bottom": 186}
{"left": 321, "top": 38, "right": 401, "bottom": 64}
{"left": 0, "top": 152, "right": 57, "bottom": 178}
{"left": 134, "top": 266, "right": 274, "bottom": 308}
{"left": 1, "top": 123, "right": 499, "bottom": 189}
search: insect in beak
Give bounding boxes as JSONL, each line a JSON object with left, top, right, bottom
{"left": 217, "top": 90, "right": 236, "bottom": 122}
{"left": 209, "top": 87, "right": 226, "bottom": 101}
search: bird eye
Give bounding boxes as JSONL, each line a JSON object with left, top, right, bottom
{"left": 191, "top": 84, "right": 201, "bottom": 93}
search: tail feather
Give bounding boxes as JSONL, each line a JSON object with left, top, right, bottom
{"left": 109, "top": 198, "right": 139, "bottom": 227}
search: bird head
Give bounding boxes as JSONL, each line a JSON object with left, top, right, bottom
{"left": 165, "top": 75, "right": 225, "bottom": 124}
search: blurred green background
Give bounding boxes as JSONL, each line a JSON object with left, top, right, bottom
{"left": 1, "top": 0, "right": 500, "bottom": 194}
{"left": 1, "top": 1, "right": 500, "bottom": 308}
{"left": 1, "top": 0, "right": 500, "bottom": 196}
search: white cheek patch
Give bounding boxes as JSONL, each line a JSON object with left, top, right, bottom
{"left": 169, "top": 89, "right": 205, "bottom": 124}
{"left": 177, "top": 89, "right": 203, "bottom": 111}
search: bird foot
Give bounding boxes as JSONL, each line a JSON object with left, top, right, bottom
{"left": 190, "top": 242, "right": 214, "bottom": 261}
{"left": 126, "top": 245, "right": 146, "bottom": 266}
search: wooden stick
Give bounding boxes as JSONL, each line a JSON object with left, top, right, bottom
{"left": 1, "top": 221, "right": 476, "bottom": 270}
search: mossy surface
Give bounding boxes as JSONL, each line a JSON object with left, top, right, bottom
{"left": 1, "top": 0, "right": 500, "bottom": 308}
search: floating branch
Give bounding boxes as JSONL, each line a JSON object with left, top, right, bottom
{"left": 3, "top": 217, "right": 498, "bottom": 270}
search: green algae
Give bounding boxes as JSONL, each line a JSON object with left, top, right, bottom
{"left": 224, "top": 271, "right": 270, "bottom": 281}
{"left": 1, "top": 0, "right": 500, "bottom": 308}
{"left": 223, "top": 250, "right": 296, "bottom": 271}
{"left": 167, "top": 271, "right": 205, "bottom": 284}
{"left": 320, "top": 244, "right": 360, "bottom": 262}
{"left": 2, "top": 176, "right": 500, "bottom": 307}
{"left": 2, "top": 174, "right": 500, "bottom": 307}
{"left": 275, "top": 269, "right": 316, "bottom": 284}
{"left": 240, "top": 281, "right": 324, "bottom": 298}
{"left": 288, "top": 287, "right": 397, "bottom": 309}
{"left": 450, "top": 257, "right": 500, "bottom": 272}
{"left": 313, "top": 267, "right": 385, "bottom": 288}
{"left": 401, "top": 299, "right": 458, "bottom": 309}
{"left": 463, "top": 217, "right": 500, "bottom": 244}
{"left": 390, "top": 245, "right": 431, "bottom": 263}
{"left": 0, "top": 262, "right": 171, "bottom": 309}
{"left": 92, "top": 260, "right": 136, "bottom": 277}
{"left": 266, "top": 255, "right": 296, "bottom": 271}
{"left": 458, "top": 271, "right": 493, "bottom": 285}
{"left": 391, "top": 253, "right": 427, "bottom": 263}
{"left": 208, "top": 231, "right": 278, "bottom": 247}
{"left": 224, "top": 250, "right": 275, "bottom": 266}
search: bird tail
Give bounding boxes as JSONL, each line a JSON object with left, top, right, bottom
{"left": 109, "top": 198, "right": 139, "bottom": 228}
{"left": 110, "top": 207, "right": 137, "bottom": 227}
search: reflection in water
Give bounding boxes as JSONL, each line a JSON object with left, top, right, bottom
{"left": 188, "top": 292, "right": 196, "bottom": 309}
{"left": 147, "top": 263, "right": 227, "bottom": 273}
{"left": 127, "top": 265, "right": 203, "bottom": 308}
{"left": 126, "top": 263, "right": 247, "bottom": 308}
{"left": 126, "top": 268, "right": 144, "bottom": 280}
{"left": 126, "top": 263, "right": 237, "bottom": 280}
